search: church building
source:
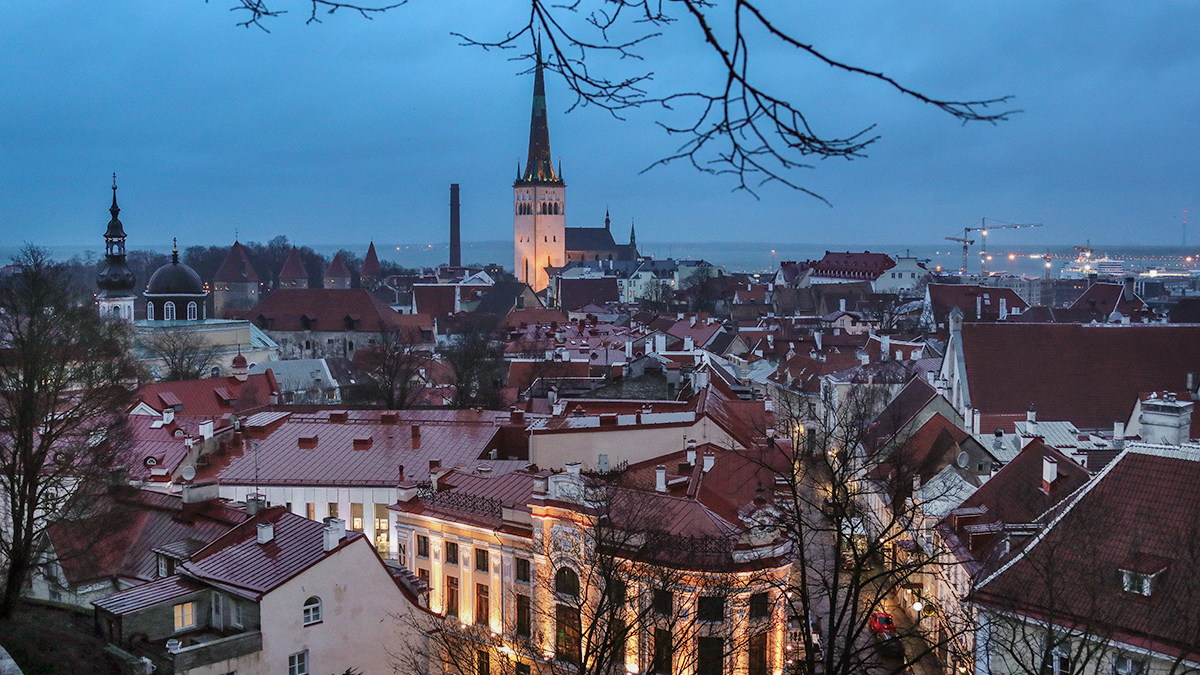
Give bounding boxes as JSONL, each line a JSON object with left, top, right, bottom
{"left": 513, "top": 44, "right": 637, "bottom": 292}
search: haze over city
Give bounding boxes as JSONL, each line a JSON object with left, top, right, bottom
{"left": 3, "top": 2, "right": 1197, "bottom": 251}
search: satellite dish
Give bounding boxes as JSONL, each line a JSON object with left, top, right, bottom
{"left": 181, "top": 465, "right": 196, "bottom": 482}
{"left": 956, "top": 451, "right": 970, "bottom": 469}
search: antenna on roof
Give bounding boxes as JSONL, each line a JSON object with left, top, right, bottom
{"left": 251, "top": 439, "right": 260, "bottom": 500}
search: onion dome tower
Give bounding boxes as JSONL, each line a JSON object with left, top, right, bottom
{"left": 145, "top": 238, "right": 208, "bottom": 322}
{"left": 96, "top": 175, "right": 137, "bottom": 322}
{"left": 513, "top": 37, "right": 566, "bottom": 292}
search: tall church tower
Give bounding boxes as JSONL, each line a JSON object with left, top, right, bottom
{"left": 513, "top": 41, "right": 565, "bottom": 292}
{"left": 95, "top": 175, "right": 137, "bottom": 323}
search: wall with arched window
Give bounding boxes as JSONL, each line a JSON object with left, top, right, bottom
{"left": 147, "top": 302, "right": 155, "bottom": 321}
{"left": 187, "top": 302, "right": 198, "bottom": 321}
{"left": 163, "top": 302, "right": 176, "bottom": 321}
{"left": 303, "top": 596, "right": 322, "bottom": 625}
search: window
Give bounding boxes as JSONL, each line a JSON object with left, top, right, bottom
{"left": 609, "top": 578, "right": 626, "bottom": 605}
{"left": 164, "top": 302, "right": 176, "bottom": 321}
{"left": 446, "top": 576, "right": 459, "bottom": 617}
{"left": 1114, "top": 655, "right": 1147, "bottom": 675}
{"left": 211, "top": 592, "right": 223, "bottom": 627}
{"left": 475, "top": 584, "right": 489, "bottom": 626}
{"left": 555, "top": 604, "right": 581, "bottom": 664}
{"left": 1042, "top": 646, "right": 1071, "bottom": 675}
{"left": 417, "top": 535, "right": 429, "bottom": 558}
{"left": 157, "top": 554, "right": 172, "bottom": 578}
{"left": 147, "top": 303, "right": 154, "bottom": 321}
{"left": 327, "top": 502, "right": 338, "bottom": 519}
{"left": 350, "top": 503, "right": 363, "bottom": 532}
{"left": 445, "top": 542, "right": 459, "bottom": 566}
{"left": 653, "top": 589, "right": 673, "bottom": 617}
{"left": 302, "top": 596, "right": 322, "bottom": 625}
{"left": 653, "top": 628, "right": 673, "bottom": 675}
{"left": 748, "top": 632, "right": 767, "bottom": 675}
{"left": 231, "top": 599, "right": 243, "bottom": 628}
{"left": 515, "top": 557, "right": 531, "bottom": 582}
{"left": 187, "top": 302, "right": 198, "bottom": 321}
{"left": 698, "top": 636, "right": 724, "bottom": 675}
{"left": 698, "top": 595, "right": 725, "bottom": 622}
{"left": 1121, "top": 569, "right": 1154, "bottom": 596}
{"left": 749, "top": 592, "right": 769, "bottom": 620}
{"left": 305, "top": 503, "right": 315, "bottom": 520}
{"left": 475, "top": 548, "right": 489, "bottom": 572}
{"left": 555, "top": 567, "right": 579, "bottom": 597}
{"left": 288, "top": 650, "right": 309, "bottom": 675}
{"left": 516, "top": 594, "right": 531, "bottom": 637}
{"left": 173, "top": 601, "right": 196, "bottom": 631}
{"left": 476, "top": 650, "right": 490, "bottom": 675}
{"left": 374, "top": 504, "right": 390, "bottom": 555}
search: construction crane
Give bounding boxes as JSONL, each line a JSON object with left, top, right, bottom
{"left": 948, "top": 218, "right": 1044, "bottom": 275}
{"left": 944, "top": 236, "right": 975, "bottom": 273}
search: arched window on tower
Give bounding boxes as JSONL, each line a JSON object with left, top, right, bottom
{"left": 164, "top": 302, "right": 176, "bottom": 321}
{"left": 523, "top": 258, "right": 529, "bottom": 284}
{"left": 187, "top": 302, "right": 198, "bottom": 321}
{"left": 111, "top": 306, "right": 121, "bottom": 319}
{"left": 147, "top": 302, "right": 154, "bottom": 321}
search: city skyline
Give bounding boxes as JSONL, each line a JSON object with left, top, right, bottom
{"left": 3, "top": 2, "right": 1197, "bottom": 249}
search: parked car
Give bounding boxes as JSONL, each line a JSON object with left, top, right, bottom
{"left": 869, "top": 611, "right": 897, "bottom": 637}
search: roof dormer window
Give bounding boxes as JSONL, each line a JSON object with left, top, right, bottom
{"left": 1120, "top": 569, "right": 1155, "bottom": 596}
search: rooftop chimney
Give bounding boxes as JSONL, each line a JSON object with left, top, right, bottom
{"left": 839, "top": 298, "right": 846, "bottom": 312}
{"left": 686, "top": 447, "right": 697, "bottom": 465}
{"left": 1026, "top": 403, "right": 1037, "bottom": 426}
{"left": 449, "top": 183, "right": 462, "bottom": 267}
{"left": 398, "top": 464, "right": 406, "bottom": 483}
{"left": 412, "top": 424, "right": 421, "bottom": 449}
{"left": 257, "top": 521, "right": 274, "bottom": 545}
{"left": 881, "top": 335, "right": 891, "bottom": 361}
{"left": 323, "top": 517, "right": 346, "bottom": 552}
{"left": 429, "top": 458, "right": 441, "bottom": 472}
{"left": 684, "top": 335, "right": 695, "bottom": 351}
{"left": 246, "top": 494, "right": 266, "bottom": 516}
{"left": 702, "top": 451, "right": 715, "bottom": 473}
{"left": 1041, "top": 455, "right": 1058, "bottom": 493}
{"left": 655, "top": 465, "right": 667, "bottom": 492}
{"left": 1123, "top": 276, "right": 1135, "bottom": 303}
{"left": 1113, "top": 422, "right": 1125, "bottom": 451}
{"left": 162, "top": 407, "right": 175, "bottom": 426}
{"left": 999, "top": 297, "right": 1008, "bottom": 320}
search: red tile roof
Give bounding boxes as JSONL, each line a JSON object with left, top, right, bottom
{"left": 208, "top": 409, "right": 526, "bottom": 487}
{"left": 502, "top": 308, "right": 569, "bottom": 328}
{"left": 93, "top": 574, "right": 207, "bottom": 614}
{"left": 974, "top": 445, "right": 1200, "bottom": 658}
{"left": 558, "top": 277, "right": 619, "bottom": 312}
{"left": 132, "top": 372, "right": 279, "bottom": 417}
{"left": 927, "top": 284, "right": 1030, "bottom": 324}
{"left": 182, "top": 507, "right": 361, "bottom": 598}
{"left": 252, "top": 288, "right": 407, "bottom": 332}
{"left": 412, "top": 284, "right": 456, "bottom": 317}
{"left": 507, "top": 358, "right": 591, "bottom": 392}
{"left": 812, "top": 251, "right": 896, "bottom": 280}
{"left": 324, "top": 251, "right": 352, "bottom": 279}
{"left": 1068, "top": 282, "right": 1148, "bottom": 318}
{"left": 360, "top": 242, "right": 381, "bottom": 278}
{"left": 213, "top": 241, "right": 260, "bottom": 283}
{"left": 279, "top": 247, "right": 307, "bottom": 281}
{"left": 48, "top": 488, "right": 248, "bottom": 587}
{"left": 960, "top": 323, "right": 1200, "bottom": 430}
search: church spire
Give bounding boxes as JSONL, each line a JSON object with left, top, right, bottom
{"left": 629, "top": 219, "right": 637, "bottom": 248}
{"left": 519, "top": 37, "right": 561, "bottom": 184}
{"left": 605, "top": 208, "right": 610, "bottom": 230}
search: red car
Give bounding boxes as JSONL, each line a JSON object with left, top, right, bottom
{"left": 869, "top": 612, "right": 897, "bottom": 637}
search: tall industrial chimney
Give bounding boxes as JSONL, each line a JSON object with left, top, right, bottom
{"left": 449, "top": 183, "right": 462, "bottom": 267}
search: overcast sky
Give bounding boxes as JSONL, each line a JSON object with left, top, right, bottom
{"left": 3, "top": 1, "right": 1197, "bottom": 251}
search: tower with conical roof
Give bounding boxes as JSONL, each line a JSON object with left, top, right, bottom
{"left": 278, "top": 247, "right": 309, "bottom": 289}
{"left": 96, "top": 175, "right": 137, "bottom": 323}
{"left": 513, "top": 39, "right": 566, "bottom": 292}
{"left": 360, "top": 242, "right": 381, "bottom": 290}
{"left": 212, "top": 240, "right": 261, "bottom": 317}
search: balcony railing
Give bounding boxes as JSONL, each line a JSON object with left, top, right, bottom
{"left": 172, "top": 631, "right": 263, "bottom": 671}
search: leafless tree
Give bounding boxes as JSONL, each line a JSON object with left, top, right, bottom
{"left": 743, "top": 383, "right": 978, "bottom": 675}
{"left": 441, "top": 322, "right": 506, "bottom": 409}
{"left": 214, "top": 0, "right": 1014, "bottom": 198}
{"left": 0, "top": 247, "right": 136, "bottom": 620}
{"left": 355, "top": 327, "right": 431, "bottom": 409}
{"left": 140, "top": 327, "right": 223, "bottom": 381}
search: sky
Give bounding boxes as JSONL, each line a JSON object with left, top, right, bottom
{"left": 3, "top": 1, "right": 1198, "bottom": 253}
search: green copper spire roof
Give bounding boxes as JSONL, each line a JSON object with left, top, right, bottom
{"left": 518, "top": 38, "right": 562, "bottom": 185}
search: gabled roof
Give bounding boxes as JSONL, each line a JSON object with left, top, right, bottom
{"left": 1068, "top": 282, "right": 1147, "bottom": 318}
{"left": 48, "top": 488, "right": 248, "bottom": 587}
{"left": 182, "top": 507, "right": 361, "bottom": 598}
{"left": 213, "top": 241, "right": 261, "bottom": 283}
{"left": 360, "top": 242, "right": 381, "bottom": 278}
{"left": 811, "top": 251, "right": 896, "bottom": 280}
{"left": 959, "top": 323, "right": 1200, "bottom": 430}
{"left": 279, "top": 247, "right": 307, "bottom": 281}
{"left": 132, "top": 372, "right": 279, "bottom": 417}
{"left": 253, "top": 288, "right": 407, "bottom": 332}
{"left": 974, "top": 444, "right": 1200, "bottom": 659}
{"left": 927, "top": 284, "right": 1030, "bottom": 322}
{"left": 565, "top": 227, "right": 618, "bottom": 252}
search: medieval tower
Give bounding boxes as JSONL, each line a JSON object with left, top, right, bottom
{"left": 513, "top": 43, "right": 565, "bottom": 292}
